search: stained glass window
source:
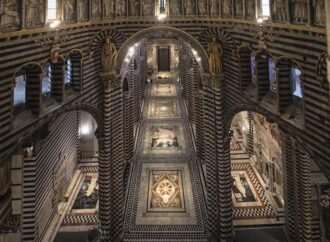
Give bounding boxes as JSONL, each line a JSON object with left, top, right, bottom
{"left": 268, "top": 57, "right": 276, "bottom": 93}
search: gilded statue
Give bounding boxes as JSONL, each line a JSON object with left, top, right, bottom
{"left": 273, "top": 0, "right": 286, "bottom": 21}
{"left": 294, "top": 0, "right": 306, "bottom": 23}
{"left": 313, "top": 0, "right": 325, "bottom": 25}
{"left": 101, "top": 36, "right": 118, "bottom": 73}
{"left": 207, "top": 36, "right": 223, "bottom": 75}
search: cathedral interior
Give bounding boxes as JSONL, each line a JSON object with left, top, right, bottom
{"left": 0, "top": 0, "right": 330, "bottom": 241}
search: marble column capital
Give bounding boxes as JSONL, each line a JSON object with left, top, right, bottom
{"left": 100, "top": 72, "right": 122, "bottom": 89}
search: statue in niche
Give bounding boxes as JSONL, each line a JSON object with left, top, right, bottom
{"left": 222, "top": 0, "right": 231, "bottom": 17}
{"left": 0, "top": 0, "right": 20, "bottom": 29}
{"left": 246, "top": 0, "right": 255, "bottom": 19}
{"left": 293, "top": 0, "right": 307, "bottom": 23}
{"left": 235, "top": 0, "right": 242, "bottom": 18}
{"left": 116, "top": 0, "right": 126, "bottom": 16}
{"left": 63, "top": 0, "right": 74, "bottom": 21}
{"left": 26, "top": 0, "right": 44, "bottom": 27}
{"left": 210, "top": 0, "right": 218, "bottom": 16}
{"left": 101, "top": 36, "right": 118, "bottom": 73}
{"left": 104, "top": 0, "right": 115, "bottom": 17}
{"left": 92, "top": 0, "right": 101, "bottom": 18}
{"left": 313, "top": 0, "right": 325, "bottom": 25}
{"left": 198, "top": 0, "right": 207, "bottom": 15}
{"left": 130, "top": 0, "right": 139, "bottom": 16}
{"left": 273, "top": 0, "right": 286, "bottom": 21}
{"left": 170, "top": 0, "right": 181, "bottom": 15}
{"left": 142, "top": 0, "right": 153, "bottom": 16}
{"left": 184, "top": 0, "right": 193, "bottom": 15}
{"left": 207, "top": 36, "right": 223, "bottom": 75}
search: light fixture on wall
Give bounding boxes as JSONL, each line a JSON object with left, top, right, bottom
{"left": 157, "top": 0, "right": 167, "bottom": 20}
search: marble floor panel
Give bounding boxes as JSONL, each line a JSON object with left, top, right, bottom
{"left": 147, "top": 99, "right": 180, "bottom": 119}
{"left": 231, "top": 163, "right": 275, "bottom": 220}
{"left": 151, "top": 83, "right": 177, "bottom": 97}
{"left": 142, "top": 123, "right": 186, "bottom": 155}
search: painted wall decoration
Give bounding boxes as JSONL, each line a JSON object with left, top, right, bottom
{"left": 92, "top": 0, "right": 101, "bottom": 18}
{"left": 116, "top": 0, "right": 126, "bottom": 16}
{"left": 198, "top": 0, "right": 207, "bottom": 15}
{"left": 312, "top": 0, "right": 325, "bottom": 25}
{"left": 78, "top": 0, "right": 89, "bottom": 20}
{"left": 63, "top": 0, "right": 76, "bottom": 21}
{"left": 142, "top": 0, "right": 154, "bottom": 16}
{"left": 234, "top": 0, "right": 243, "bottom": 18}
{"left": 0, "top": 0, "right": 20, "bottom": 30}
{"left": 245, "top": 0, "right": 255, "bottom": 19}
{"left": 25, "top": 0, "right": 44, "bottom": 27}
{"left": 222, "top": 0, "right": 232, "bottom": 17}
{"left": 130, "top": 0, "right": 140, "bottom": 16}
{"left": 272, "top": 0, "right": 287, "bottom": 22}
{"left": 292, "top": 0, "right": 307, "bottom": 23}
{"left": 209, "top": 0, "right": 219, "bottom": 16}
{"left": 170, "top": 0, "right": 181, "bottom": 16}
{"left": 184, "top": 0, "right": 195, "bottom": 15}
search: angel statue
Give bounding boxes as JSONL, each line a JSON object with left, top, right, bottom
{"left": 101, "top": 36, "right": 118, "bottom": 73}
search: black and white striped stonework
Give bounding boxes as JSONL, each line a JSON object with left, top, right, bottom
{"left": 186, "top": 58, "right": 197, "bottom": 122}
{"left": 247, "top": 111, "right": 254, "bottom": 156}
{"left": 24, "top": 64, "right": 42, "bottom": 116}
{"left": 195, "top": 90, "right": 205, "bottom": 160}
{"left": 238, "top": 47, "right": 252, "bottom": 92}
{"left": 69, "top": 52, "right": 83, "bottom": 92}
{"left": 277, "top": 60, "right": 293, "bottom": 113}
{"left": 123, "top": 91, "right": 134, "bottom": 161}
{"left": 51, "top": 60, "right": 65, "bottom": 102}
{"left": 255, "top": 53, "right": 269, "bottom": 101}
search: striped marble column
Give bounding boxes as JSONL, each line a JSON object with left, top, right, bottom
{"left": 203, "top": 73, "right": 232, "bottom": 241}
{"left": 99, "top": 73, "right": 124, "bottom": 242}
{"left": 123, "top": 91, "right": 134, "bottom": 161}
{"left": 186, "top": 58, "right": 197, "bottom": 122}
{"left": 195, "top": 89, "right": 205, "bottom": 160}
{"left": 247, "top": 111, "right": 254, "bottom": 156}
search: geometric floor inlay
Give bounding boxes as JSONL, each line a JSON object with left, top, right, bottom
{"left": 232, "top": 163, "right": 276, "bottom": 220}
{"left": 148, "top": 99, "right": 180, "bottom": 119}
{"left": 148, "top": 170, "right": 185, "bottom": 212}
{"left": 151, "top": 84, "right": 177, "bottom": 97}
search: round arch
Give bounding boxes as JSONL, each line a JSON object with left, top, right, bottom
{"left": 224, "top": 103, "right": 314, "bottom": 159}
{"left": 116, "top": 26, "right": 209, "bottom": 72}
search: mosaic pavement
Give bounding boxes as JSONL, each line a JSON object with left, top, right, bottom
{"left": 124, "top": 78, "right": 207, "bottom": 241}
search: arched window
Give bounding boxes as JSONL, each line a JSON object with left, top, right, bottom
{"left": 42, "top": 63, "right": 51, "bottom": 98}
{"left": 260, "top": 0, "right": 270, "bottom": 17}
{"left": 65, "top": 58, "right": 72, "bottom": 88}
{"left": 268, "top": 57, "right": 276, "bottom": 93}
{"left": 13, "top": 72, "right": 26, "bottom": 114}
{"left": 47, "top": 0, "right": 57, "bottom": 21}
{"left": 291, "top": 67, "right": 303, "bottom": 98}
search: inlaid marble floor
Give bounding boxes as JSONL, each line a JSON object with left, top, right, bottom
{"left": 124, "top": 77, "right": 207, "bottom": 241}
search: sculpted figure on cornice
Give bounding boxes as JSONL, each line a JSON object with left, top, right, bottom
{"left": 92, "top": 0, "right": 101, "bottom": 18}
{"left": 170, "top": 0, "right": 181, "bottom": 15}
{"left": 293, "top": 0, "right": 307, "bottom": 23}
{"left": 207, "top": 36, "right": 223, "bottom": 75}
{"left": 273, "top": 0, "right": 287, "bottom": 21}
{"left": 116, "top": 0, "right": 126, "bottom": 16}
{"left": 245, "top": 0, "right": 255, "bottom": 19}
{"left": 235, "top": 0, "right": 243, "bottom": 18}
{"left": 184, "top": 0, "right": 194, "bottom": 15}
{"left": 78, "top": 0, "right": 89, "bottom": 20}
{"left": 104, "top": 0, "right": 115, "bottom": 17}
{"left": 312, "top": 0, "right": 325, "bottom": 25}
{"left": 26, "top": 0, "right": 44, "bottom": 27}
{"left": 142, "top": 0, "right": 153, "bottom": 16}
{"left": 198, "top": 0, "right": 207, "bottom": 15}
{"left": 64, "top": 0, "right": 75, "bottom": 21}
{"left": 210, "top": 0, "right": 219, "bottom": 16}
{"left": 130, "top": 0, "right": 140, "bottom": 16}
{"left": 222, "top": 0, "right": 232, "bottom": 17}
{"left": 0, "top": 0, "right": 20, "bottom": 30}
